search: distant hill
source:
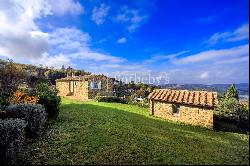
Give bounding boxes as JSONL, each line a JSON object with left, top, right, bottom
{"left": 160, "top": 83, "right": 249, "bottom": 100}
{"left": 1, "top": 59, "right": 248, "bottom": 100}
{"left": 0, "top": 59, "right": 91, "bottom": 85}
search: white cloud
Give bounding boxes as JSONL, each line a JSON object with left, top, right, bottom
{"left": 48, "top": 0, "right": 84, "bottom": 16}
{"left": 0, "top": 1, "right": 125, "bottom": 68}
{"left": 207, "top": 23, "right": 249, "bottom": 44}
{"left": 71, "top": 52, "right": 125, "bottom": 63}
{"left": 215, "top": 56, "right": 249, "bottom": 65}
{"left": 117, "top": 37, "right": 127, "bottom": 44}
{"left": 91, "top": 3, "right": 110, "bottom": 25}
{"left": 0, "top": 0, "right": 84, "bottom": 61}
{"left": 175, "top": 44, "right": 249, "bottom": 64}
{"left": 30, "top": 53, "right": 72, "bottom": 68}
{"left": 114, "top": 6, "right": 148, "bottom": 32}
{"left": 0, "top": 0, "right": 50, "bottom": 59}
{"left": 49, "top": 27, "right": 126, "bottom": 63}
{"left": 136, "top": 44, "right": 249, "bottom": 84}
{"left": 49, "top": 27, "right": 90, "bottom": 51}
{"left": 200, "top": 72, "right": 209, "bottom": 79}
{"left": 146, "top": 51, "right": 188, "bottom": 63}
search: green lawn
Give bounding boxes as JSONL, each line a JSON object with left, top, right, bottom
{"left": 29, "top": 97, "right": 249, "bottom": 165}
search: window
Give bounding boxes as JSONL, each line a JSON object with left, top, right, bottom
{"left": 90, "top": 81, "right": 101, "bottom": 89}
{"left": 172, "top": 104, "right": 180, "bottom": 116}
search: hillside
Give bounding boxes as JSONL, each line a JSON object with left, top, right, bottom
{"left": 1, "top": 59, "right": 248, "bottom": 99}
{"left": 29, "top": 97, "right": 249, "bottom": 165}
{"left": 0, "top": 59, "right": 91, "bottom": 85}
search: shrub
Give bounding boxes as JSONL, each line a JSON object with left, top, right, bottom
{"left": 216, "top": 97, "right": 242, "bottom": 120}
{"left": 215, "top": 97, "right": 249, "bottom": 131}
{"left": 5, "top": 104, "right": 47, "bottom": 138}
{"left": 32, "top": 83, "right": 61, "bottom": 118}
{"left": 0, "top": 60, "right": 27, "bottom": 110}
{"left": 95, "top": 96, "right": 128, "bottom": 104}
{"left": 0, "top": 119, "right": 27, "bottom": 165}
{"left": 127, "top": 94, "right": 149, "bottom": 108}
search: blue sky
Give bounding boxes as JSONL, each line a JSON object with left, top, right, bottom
{"left": 0, "top": 0, "right": 249, "bottom": 84}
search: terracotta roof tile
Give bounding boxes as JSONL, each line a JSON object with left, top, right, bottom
{"left": 148, "top": 89, "right": 218, "bottom": 108}
{"left": 56, "top": 74, "right": 111, "bottom": 82}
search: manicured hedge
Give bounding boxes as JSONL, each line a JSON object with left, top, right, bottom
{"left": 95, "top": 96, "right": 128, "bottom": 104}
{"left": 0, "top": 119, "right": 27, "bottom": 165}
{"left": 5, "top": 104, "right": 47, "bottom": 139}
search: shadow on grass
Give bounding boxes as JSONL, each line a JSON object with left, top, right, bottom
{"left": 30, "top": 101, "right": 249, "bottom": 165}
{"left": 213, "top": 115, "right": 249, "bottom": 134}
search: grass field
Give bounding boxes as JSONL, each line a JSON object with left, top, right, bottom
{"left": 29, "top": 97, "right": 249, "bottom": 165}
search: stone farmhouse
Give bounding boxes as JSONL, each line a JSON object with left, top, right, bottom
{"left": 56, "top": 74, "right": 114, "bottom": 100}
{"left": 148, "top": 89, "right": 218, "bottom": 128}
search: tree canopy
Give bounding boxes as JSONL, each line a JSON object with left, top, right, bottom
{"left": 225, "top": 84, "right": 239, "bottom": 100}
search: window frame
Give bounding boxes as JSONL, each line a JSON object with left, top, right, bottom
{"left": 172, "top": 104, "right": 181, "bottom": 116}
{"left": 90, "top": 81, "right": 102, "bottom": 90}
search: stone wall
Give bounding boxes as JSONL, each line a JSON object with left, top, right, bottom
{"left": 56, "top": 81, "right": 70, "bottom": 96}
{"left": 56, "top": 80, "right": 89, "bottom": 100}
{"left": 56, "top": 77, "right": 114, "bottom": 100}
{"left": 72, "top": 81, "right": 89, "bottom": 100}
{"left": 150, "top": 100, "right": 214, "bottom": 128}
{"left": 88, "top": 77, "right": 114, "bottom": 99}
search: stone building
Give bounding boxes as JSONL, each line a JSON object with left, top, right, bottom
{"left": 148, "top": 89, "right": 218, "bottom": 128}
{"left": 56, "top": 75, "right": 114, "bottom": 100}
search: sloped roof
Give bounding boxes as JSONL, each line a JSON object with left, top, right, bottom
{"left": 56, "top": 75, "right": 113, "bottom": 82}
{"left": 148, "top": 89, "right": 218, "bottom": 108}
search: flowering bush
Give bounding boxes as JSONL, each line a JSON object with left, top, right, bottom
{"left": 8, "top": 90, "right": 38, "bottom": 105}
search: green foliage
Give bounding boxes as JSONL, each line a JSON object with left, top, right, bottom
{"left": 216, "top": 97, "right": 242, "bottom": 119}
{"left": 0, "top": 118, "right": 27, "bottom": 165}
{"left": 5, "top": 104, "right": 47, "bottom": 138}
{"left": 44, "top": 70, "right": 66, "bottom": 85}
{"left": 128, "top": 93, "right": 149, "bottom": 108}
{"left": 29, "top": 98, "right": 249, "bottom": 165}
{"left": 215, "top": 88, "right": 249, "bottom": 131}
{"left": 225, "top": 84, "right": 239, "bottom": 100}
{"left": 113, "top": 80, "right": 157, "bottom": 98}
{"left": 95, "top": 96, "right": 128, "bottom": 104}
{"left": 0, "top": 60, "right": 27, "bottom": 109}
{"left": 33, "top": 83, "right": 61, "bottom": 118}
{"left": 0, "top": 59, "right": 91, "bottom": 87}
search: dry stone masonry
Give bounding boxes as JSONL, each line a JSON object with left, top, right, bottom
{"left": 148, "top": 89, "right": 218, "bottom": 128}
{"left": 56, "top": 75, "right": 114, "bottom": 100}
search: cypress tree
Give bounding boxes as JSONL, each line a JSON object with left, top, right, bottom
{"left": 225, "top": 84, "right": 239, "bottom": 100}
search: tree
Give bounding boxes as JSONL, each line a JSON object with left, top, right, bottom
{"left": 216, "top": 97, "right": 242, "bottom": 120}
{"left": 0, "top": 60, "right": 26, "bottom": 109}
{"left": 225, "top": 84, "right": 239, "bottom": 100}
{"left": 44, "top": 70, "right": 66, "bottom": 85}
